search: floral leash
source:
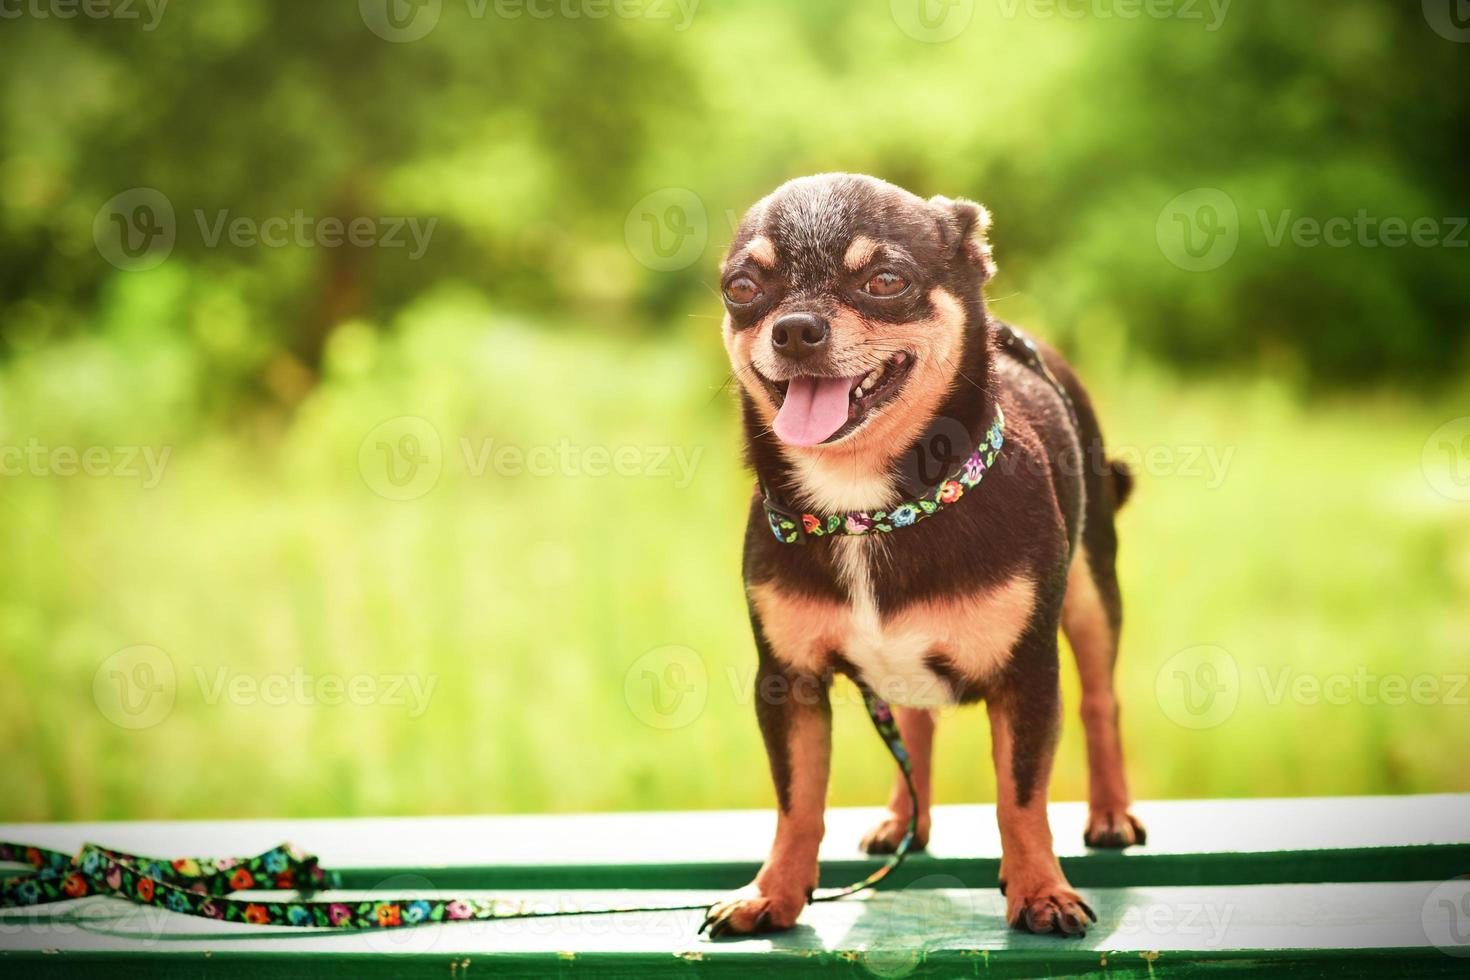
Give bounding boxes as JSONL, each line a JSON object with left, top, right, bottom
{"left": 762, "top": 322, "right": 1078, "bottom": 545}
{"left": 0, "top": 693, "right": 915, "bottom": 932}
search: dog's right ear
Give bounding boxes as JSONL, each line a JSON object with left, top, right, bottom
{"left": 929, "top": 195, "right": 996, "bottom": 281}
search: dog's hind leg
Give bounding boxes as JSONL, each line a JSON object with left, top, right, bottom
{"left": 1062, "top": 527, "right": 1146, "bottom": 848}
{"left": 859, "top": 706, "right": 934, "bottom": 854}
{"left": 1034, "top": 341, "right": 1144, "bottom": 847}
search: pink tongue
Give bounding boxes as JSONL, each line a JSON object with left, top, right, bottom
{"left": 773, "top": 376, "right": 856, "bottom": 447}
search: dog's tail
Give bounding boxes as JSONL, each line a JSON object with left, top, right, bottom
{"left": 1109, "top": 458, "right": 1134, "bottom": 509}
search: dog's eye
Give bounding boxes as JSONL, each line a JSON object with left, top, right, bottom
{"left": 723, "top": 277, "right": 762, "bottom": 306}
{"left": 864, "top": 272, "right": 909, "bottom": 297}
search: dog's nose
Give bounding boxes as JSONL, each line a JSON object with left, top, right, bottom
{"left": 770, "top": 313, "right": 830, "bottom": 361}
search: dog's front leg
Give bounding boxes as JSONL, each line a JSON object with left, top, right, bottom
{"left": 703, "top": 644, "right": 831, "bottom": 937}
{"left": 987, "top": 631, "right": 1097, "bottom": 936}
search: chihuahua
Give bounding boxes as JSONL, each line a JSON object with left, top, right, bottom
{"left": 704, "top": 173, "right": 1144, "bottom": 938}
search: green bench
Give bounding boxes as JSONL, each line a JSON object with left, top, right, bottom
{"left": 3, "top": 795, "right": 1468, "bottom": 977}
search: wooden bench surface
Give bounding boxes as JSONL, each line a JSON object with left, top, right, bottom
{"left": 3, "top": 795, "right": 1468, "bottom": 976}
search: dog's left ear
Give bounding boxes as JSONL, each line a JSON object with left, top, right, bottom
{"left": 929, "top": 195, "right": 996, "bottom": 281}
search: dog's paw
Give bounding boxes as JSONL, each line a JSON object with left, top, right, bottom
{"left": 859, "top": 812, "right": 928, "bottom": 855}
{"left": 1006, "top": 883, "right": 1097, "bottom": 937}
{"left": 1083, "top": 808, "right": 1147, "bottom": 849}
{"left": 700, "top": 884, "right": 809, "bottom": 938}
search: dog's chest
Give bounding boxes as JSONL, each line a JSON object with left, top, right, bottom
{"left": 752, "top": 539, "right": 1036, "bottom": 707}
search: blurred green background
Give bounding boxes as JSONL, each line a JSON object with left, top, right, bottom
{"left": 1, "top": 1, "right": 1467, "bottom": 823}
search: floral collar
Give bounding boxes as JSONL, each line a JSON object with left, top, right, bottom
{"left": 763, "top": 406, "right": 1005, "bottom": 544}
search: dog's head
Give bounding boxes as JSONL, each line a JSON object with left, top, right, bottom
{"left": 721, "top": 174, "right": 994, "bottom": 464}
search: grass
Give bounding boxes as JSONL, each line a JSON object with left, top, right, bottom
{"left": 1, "top": 291, "right": 1467, "bottom": 822}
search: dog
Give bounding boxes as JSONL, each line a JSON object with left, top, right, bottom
{"left": 703, "top": 173, "right": 1145, "bottom": 939}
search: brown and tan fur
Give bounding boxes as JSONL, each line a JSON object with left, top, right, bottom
{"left": 702, "top": 174, "right": 1143, "bottom": 940}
